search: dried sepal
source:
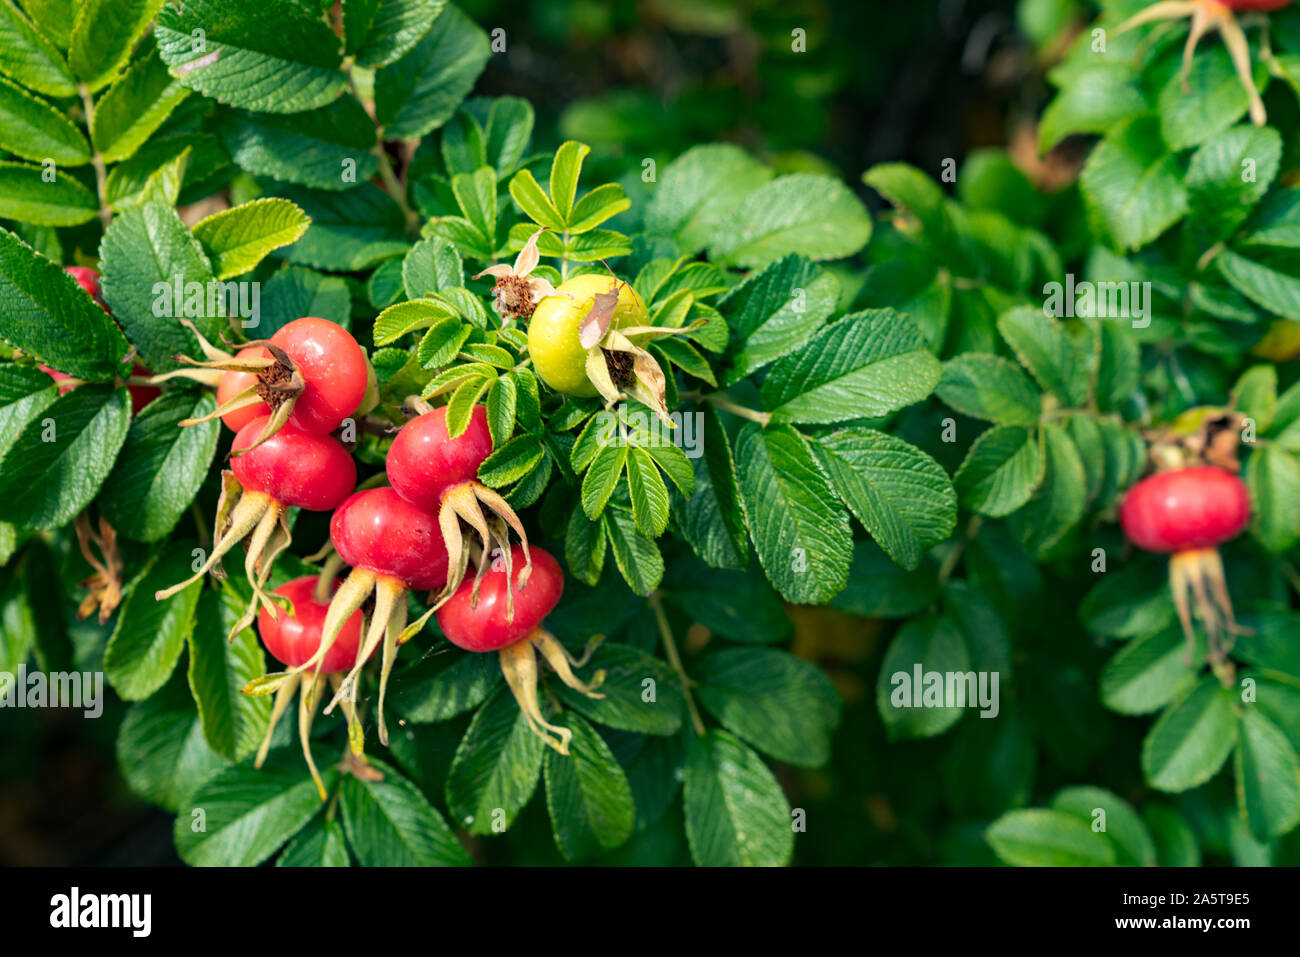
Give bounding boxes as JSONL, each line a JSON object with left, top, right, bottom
{"left": 472, "top": 227, "right": 558, "bottom": 322}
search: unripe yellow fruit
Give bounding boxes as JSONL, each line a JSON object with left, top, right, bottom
{"left": 527, "top": 273, "right": 647, "bottom": 396}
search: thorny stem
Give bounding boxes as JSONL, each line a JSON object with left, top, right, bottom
{"left": 77, "top": 84, "right": 112, "bottom": 229}
{"left": 937, "top": 516, "right": 983, "bottom": 586}
{"left": 649, "top": 592, "right": 706, "bottom": 736}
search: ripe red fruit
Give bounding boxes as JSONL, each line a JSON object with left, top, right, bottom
{"left": 437, "top": 545, "right": 563, "bottom": 652}
{"left": 246, "top": 487, "right": 451, "bottom": 753}
{"left": 259, "top": 576, "right": 365, "bottom": 673}
{"left": 231, "top": 415, "right": 357, "bottom": 511}
{"left": 1120, "top": 466, "right": 1250, "bottom": 553}
{"left": 252, "top": 574, "right": 370, "bottom": 798}
{"left": 1222, "top": 0, "right": 1291, "bottom": 11}
{"left": 1120, "top": 465, "right": 1251, "bottom": 678}
{"left": 386, "top": 405, "right": 494, "bottom": 509}
{"left": 216, "top": 346, "right": 270, "bottom": 432}
{"left": 384, "top": 403, "right": 533, "bottom": 608}
{"left": 330, "top": 487, "right": 450, "bottom": 591}
{"left": 65, "top": 265, "right": 103, "bottom": 305}
{"left": 435, "top": 545, "right": 602, "bottom": 755}
{"left": 155, "top": 416, "right": 355, "bottom": 636}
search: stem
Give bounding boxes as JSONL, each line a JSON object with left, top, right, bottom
{"left": 77, "top": 84, "right": 112, "bottom": 229}
{"left": 937, "top": 516, "right": 983, "bottom": 586}
{"left": 701, "top": 392, "right": 771, "bottom": 426}
{"left": 649, "top": 592, "right": 705, "bottom": 736}
{"left": 346, "top": 67, "right": 419, "bottom": 235}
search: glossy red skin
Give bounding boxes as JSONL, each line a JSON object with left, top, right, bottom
{"left": 217, "top": 346, "right": 271, "bottom": 432}
{"left": 65, "top": 266, "right": 103, "bottom": 305}
{"left": 1221, "top": 0, "right": 1291, "bottom": 12}
{"left": 231, "top": 415, "right": 356, "bottom": 510}
{"left": 329, "top": 487, "right": 449, "bottom": 591}
{"left": 271, "top": 317, "right": 367, "bottom": 434}
{"left": 258, "top": 576, "right": 364, "bottom": 673}
{"left": 386, "top": 405, "right": 493, "bottom": 509}
{"left": 1120, "top": 466, "right": 1251, "bottom": 554}
{"left": 437, "top": 545, "right": 563, "bottom": 652}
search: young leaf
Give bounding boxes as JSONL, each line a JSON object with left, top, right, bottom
{"left": 600, "top": 507, "right": 664, "bottom": 595}
{"left": 192, "top": 198, "right": 311, "bottom": 280}
{"left": 626, "top": 446, "right": 670, "bottom": 537}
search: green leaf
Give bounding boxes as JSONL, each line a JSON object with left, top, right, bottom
{"left": 564, "top": 507, "right": 605, "bottom": 586}
{"left": 696, "top": 648, "right": 841, "bottom": 767}
{"left": 0, "top": 229, "right": 128, "bottom": 379}
{"left": 450, "top": 165, "right": 497, "bottom": 240}
{"left": 99, "top": 392, "right": 219, "bottom": 542}
{"left": 349, "top": 0, "right": 443, "bottom": 69}
{"left": 391, "top": 652, "right": 501, "bottom": 723}
{"left": 986, "top": 809, "right": 1117, "bottom": 867}
{"left": 507, "top": 167, "right": 564, "bottom": 230}
{"left": 155, "top": 0, "right": 346, "bottom": 113}
{"left": 997, "top": 306, "right": 1086, "bottom": 408}
{"left": 662, "top": 559, "right": 791, "bottom": 644}
{"left": 186, "top": 583, "right": 271, "bottom": 763}
{"left": 1101, "top": 625, "right": 1201, "bottom": 716}
{"left": 601, "top": 507, "right": 663, "bottom": 595}
{"left": 374, "top": 298, "right": 454, "bottom": 346}
{"left": 192, "top": 198, "right": 311, "bottom": 280}
{"left": 1235, "top": 364, "right": 1276, "bottom": 433}
{"left": 683, "top": 729, "right": 793, "bottom": 866}
{"left": 1142, "top": 679, "right": 1238, "bottom": 793}
{"left": 1157, "top": 44, "right": 1265, "bottom": 151}
{"left": 0, "top": 74, "right": 89, "bottom": 164}
{"left": 811, "top": 427, "right": 957, "bottom": 571}
{"left": 0, "top": 0, "right": 75, "bottom": 96}
{"left": 568, "top": 182, "right": 630, "bottom": 233}
{"left": 270, "top": 183, "right": 407, "bottom": 272}
{"left": 710, "top": 172, "right": 871, "bottom": 269}
{"left": 116, "top": 675, "right": 229, "bottom": 813}
{"left": 1018, "top": 422, "right": 1087, "bottom": 556}
{"left": 99, "top": 200, "right": 225, "bottom": 372}
{"left": 0, "top": 364, "right": 56, "bottom": 464}
{"left": 760, "top": 309, "right": 940, "bottom": 424}
{"left": 103, "top": 542, "right": 201, "bottom": 701}
{"left": 277, "top": 816, "right": 350, "bottom": 867}
{"left": 876, "top": 615, "right": 971, "bottom": 739}
{"left": 953, "top": 425, "right": 1044, "bottom": 518}
{"left": 862, "top": 161, "right": 947, "bottom": 236}
{"left": 478, "top": 433, "right": 544, "bottom": 488}
{"left": 1186, "top": 125, "right": 1282, "bottom": 241}
{"left": 90, "top": 45, "right": 190, "bottom": 162}
{"left": 68, "top": 0, "right": 164, "bottom": 91}
{"left": 174, "top": 748, "right": 335, "bottom": 866}
{"left": 0, "top": 161, "right": 97, "bottom": 226}
{"left": 402, "top": 235, "right": 463, "bottom": 299}
{"left": 1039, "top": 63, "right": 1146, "bottom": 152}
{"left": 341, "top": 757, "right": 471, "bottom": 865}
{"left": 257, "top": 265, "right": 351, "bottom": 337}
{"left": 548, "top": 140, "right": 589, "bottom": 222}
{"left": 673, "top": 405, "right": 747, "bottom": 568}
{"left": 936, "top": 353, "right": 1041, "bottom": 426}
{"left": 543, "top": 712, "right": 635, "bottom": 861}
{"left": 445, "top": 687, "right": 544, "bottom": 836}
{"left": 1234, "top": 708, "right": 1300, "bottom": 840}
{"left": 1079, "top": 114, "right": 1188, "bottom": 252}
{"left": 1080, "top": 558, "right": 1175, "bottom": 638}
{"left": 644, "top": 143, "right": 773, "bottom": 255}
{"left": 718, "top": 254, "right": 838, "bottom": 384}
{"left": 1051, "top": 786, "right": 1157, "bottom": 867}
{"left": 581, "top": 442, "right": 628, "bottom": 520}
{"left": 218, "top": 96, "right": 378, "bottom": 191}
{"left": 553, "top": 643, "right": 684, "bottom": 735}
{"left": 734, "top": 423, "right": 852, "bottom": 604}
{"left": 1143, "top": 804, "right": 1201, "bottom": 867}
{"left": 1245, "top": 445, "right": 1300, "bottom": 553}
{"left": 374, "top": 3, "right": 490, "bottom": 139}
{"left": 0, "top": 385, "right": 130, "bottom": 528}
{"left": 1095, "top": 319, "right": 1139, "bottom": 413}
{"left": 626, "top": 446, "right": 670, "bottom": 537}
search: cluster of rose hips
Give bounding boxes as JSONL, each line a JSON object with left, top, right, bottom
{"left": 137, "top": 310, "right": 602, "bottom": 797}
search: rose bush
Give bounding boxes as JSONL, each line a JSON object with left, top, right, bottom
{"left": 0, "top": 0, "right": 1297, "bottom": 867}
